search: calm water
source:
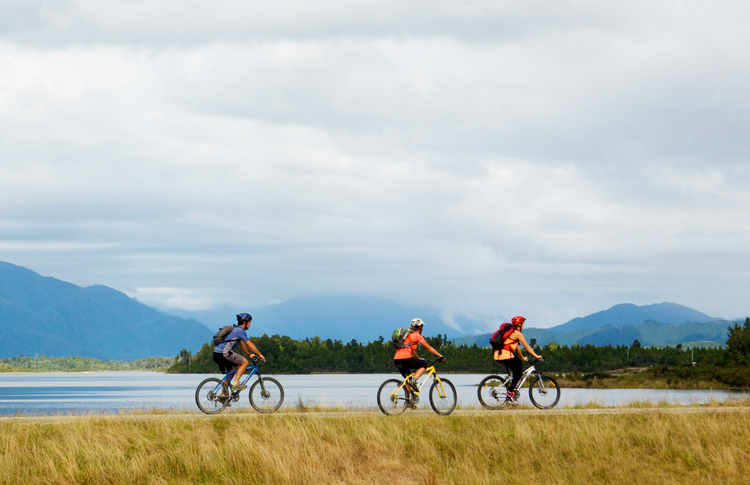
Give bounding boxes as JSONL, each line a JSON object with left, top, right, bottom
{"left": 0, "top": 372, "right": 746, "bottom": 415}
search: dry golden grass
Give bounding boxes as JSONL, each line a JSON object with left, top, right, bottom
{"left": 1, "top": 408, "right": 749, "bottom": 484}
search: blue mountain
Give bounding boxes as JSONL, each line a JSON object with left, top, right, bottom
{"left": 0, "top": 261, "right": 210, "bottom": 360}
{"left": 454, "top": 302, "right": 728, "bottom": 348}
{"left": 170, "top": 296, "right": 491, "bottom": 343}
{"left": 550, "top": 302, "right": 715, "bottom": 332}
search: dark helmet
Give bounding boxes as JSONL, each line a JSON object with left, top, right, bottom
{"left": 236, "top": 313, "right": 253, "bottom": 323}
{"left": 511, "top": 315, "right": 526, "bottom": 326}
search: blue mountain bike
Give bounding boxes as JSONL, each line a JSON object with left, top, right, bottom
{"left": 195, "top": 357, "right": 284, "bottom": 414}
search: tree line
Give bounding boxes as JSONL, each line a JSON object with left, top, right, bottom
{"left": 1, "top": 355, "right": 173, "bottom": 372}
{"left": 168, "top": 318, "right": 750, "bottom": 387}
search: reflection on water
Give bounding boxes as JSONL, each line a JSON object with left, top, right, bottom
{"left": 0, "top": 372, "right": 747, "bottom": 415}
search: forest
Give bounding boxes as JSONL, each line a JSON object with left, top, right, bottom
{"left": 4, "top": 319, "right": 748, "bottom": 388}
{"left": 168, "top": 318, "right": 750, "bottom": 388}
{"left": 1, "top": 355, "right": 173, "bottom": 372}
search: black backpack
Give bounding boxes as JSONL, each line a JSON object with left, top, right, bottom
{"left": 489, "top": 322, "right": 515, "bottom": 351}
{"left": 212, "top": 325, "right": 238, "bottom": 346}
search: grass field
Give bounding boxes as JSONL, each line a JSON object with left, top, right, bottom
{"left": 1, "top": 404, "right": 749, "bottom": 484}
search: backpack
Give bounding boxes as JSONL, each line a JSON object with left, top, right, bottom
{"left": 391, "top": 328, "right": 414, "bottom": 349}
{"left": 489, "top": 322, "right": 515, "bottom": 351}
{"left": 212, "top": 325, "right": 238, "bottom": 346}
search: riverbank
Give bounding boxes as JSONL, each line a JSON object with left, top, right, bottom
{"left": 2, "top": 403, "right": 749, "bottom": 484}
{"left": 1, "top": 365, "right": 740, "bottom": 391}
{"left": 554, "top": 375, "right": 732, "bottom": 390}
{"left": 1, "top": 356, "right": 172, "bottom": 373}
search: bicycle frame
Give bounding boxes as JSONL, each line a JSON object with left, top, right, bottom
{"left": 214, "top": 358, "right": 267, "bottom": 397}
{"left": 504, "top": 363, "right": 538, "bottom": 391}
{"left": 477, "top": 358, "right": 560, "bottom": 410}
{"left": 493, "top": 359, "right": 553, "bottom": 394}
{"left": 196, "top": 356, "right": 285, "bottom": 414}
{"left": 377, "top": 358, "right": 457, "bottom": 415}
{"left": 395, "top": 359, "right": 448, "bottom": 399}
{"left": 220, "top": 364, "right": 259, "bottom": 390}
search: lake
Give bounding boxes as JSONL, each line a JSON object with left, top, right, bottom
{"left": 0, "top": 372, "right": 747, "bottom": 415}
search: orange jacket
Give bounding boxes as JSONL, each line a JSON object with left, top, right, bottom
{"left": 394, "top": 332, "right": 427, "bottom": 360}
{"left": 494, "top": 333, "right": 519, "bottom": 361}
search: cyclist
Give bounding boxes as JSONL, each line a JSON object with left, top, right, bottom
{"left": 213, "top": 313, "right": 266, "bottom": 392}
{"left": 495, "top": 315, "right": 542, "bottom": 403}
{"left": 394, "top": 318, "right": 446, "bottom": 395}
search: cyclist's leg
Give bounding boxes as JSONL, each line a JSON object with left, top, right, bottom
{"left": 394, "top": 359, "right": 415, "bottom": 393}
{"left": 502, "top": 358, "right": 523, "bottom": 394}
{"left": 233, "top": 358, "right": 249, "bottom": 385}
{"left": 413, "top": 366, "right": 428, "bottom": 381}
{"left": 222, "top": 351, "right": 247, "bottom": 386}
{"left": 213, "top": 353, "right": 236, "bottom": 397}
{"left": 499, "top": 357, "right": 523, "bottom": 402}
{"left": 398, "top": 357, "right": 428, "bottom": 392}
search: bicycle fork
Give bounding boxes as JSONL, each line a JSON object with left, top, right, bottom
{"left": 432, "top": 377, "right": 448, "bottom": 399}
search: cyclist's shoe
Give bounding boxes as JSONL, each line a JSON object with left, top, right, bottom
{"left": 217, "top": 396, "right": 232, "bottom": 407}
{"left": 407, "top": 377, "right": 418, "bottom": 390}
{"left": 406, "top": 399, "right": 418, "bottom": 409}
{"left": 232, "top": 384, "right": 247, "bottom": 391}
{"left": 505, "top": 391, "right": 518, "bottom": 403}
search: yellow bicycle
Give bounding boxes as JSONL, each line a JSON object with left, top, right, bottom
{"left": 377, "top": 358, "right": 457, "bottom": 416}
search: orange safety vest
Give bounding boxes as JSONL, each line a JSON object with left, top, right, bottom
{"left": 493, "top": 334, "right": 519, "bottom": 361}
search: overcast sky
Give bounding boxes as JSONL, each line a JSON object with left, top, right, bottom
{"left": 2, "top": 1, "right": 749, "bottom": 330}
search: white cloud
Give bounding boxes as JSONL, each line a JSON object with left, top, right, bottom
{"left": 1, "top": 1, "right": 749, "bottom": 326}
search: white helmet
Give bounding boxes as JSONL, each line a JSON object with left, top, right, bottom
{"left": 410, "top": 318, "right": 425, "bottom": 329}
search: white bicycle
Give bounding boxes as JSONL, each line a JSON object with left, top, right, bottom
{"left": 477, "top": 358, "right": 560, "bottom": 410}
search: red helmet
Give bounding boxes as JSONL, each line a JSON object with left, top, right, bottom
{"left": 511, "top": 316, "right": 526, "bottom": 326}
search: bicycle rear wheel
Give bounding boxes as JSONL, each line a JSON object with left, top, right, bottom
{"left": 429, "top": 378, "right": 457, "bottom": 415}
{"left": 195, "top": 377, "right": 229, "bottom": 414}
{"left": 529, "top": 374, "right": 560, "bottom": 409}
{"left": 249, "top": 377, "right": 284, "bottom": 413}
{"left": 377, "top": 379, "right": 409, "bottom": 416}
{"left": 477, "top": 374, "right": 509, "bottom": 410}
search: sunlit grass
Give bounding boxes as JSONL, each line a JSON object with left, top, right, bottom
{"left": 2, "top": 404, "right": 749, "bottom": 484}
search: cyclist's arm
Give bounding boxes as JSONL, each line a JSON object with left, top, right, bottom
{"left": 419, "top": 340, "right": 444, "bottom": 360}
{"left": 516, "top": 332, "right": 541, "bottom": 360}
{"left": 240, "top": 339, "right": 266, "bottom": 362}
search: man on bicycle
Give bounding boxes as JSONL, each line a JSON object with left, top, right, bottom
{"left": 213, "top": 313, "right": 266, "bottom": 391}
{"left": 495, "top": 315, "right": 542, "bottom": 403}
{"left": 394, "top": 318, "right": 445, "bottom": 395}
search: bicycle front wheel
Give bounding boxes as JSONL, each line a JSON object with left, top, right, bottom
{"left": 377, "top": 379, "right": 409, "bottom": 416}
{"left": 529, "top": 374, "right": 560, "bottom": 409}
{"left": 477, "top": 375, "right": 509, "bottom": 410}
{"left": 249, "top": 377, "right": 284, "bottom": 413}
{"left": 429, "top": 378, "right": 457, "bottom": 415}
{"left": 195, "top": 377, "right": 229, "bottom": 414}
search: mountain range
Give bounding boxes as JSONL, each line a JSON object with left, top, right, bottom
{"left": 168, "top": 296, "right": 492, "bottom": 342}
{"left": 0, "top": 261, "right": 209, "bottom": 360}
{"left": 453, "top": 303, "right": 730, "bottom": 348}
{"left": 0, "top": 261, "right": 740, "bottom": 360}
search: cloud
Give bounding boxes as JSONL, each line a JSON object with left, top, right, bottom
{"left": 1, "top": 1, "right": 749, "bottom": 326}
